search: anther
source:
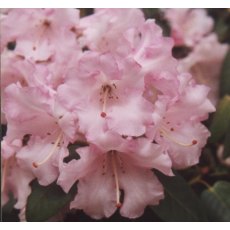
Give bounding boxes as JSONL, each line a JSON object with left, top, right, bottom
{"left": 100, "top": 85, "right": 111, "bottom": 118}
{"left": 192, "top": 140, "right": 198, "bottom": 145}
{"left": 101, "top": 112, "right": 107, "bottom": 118}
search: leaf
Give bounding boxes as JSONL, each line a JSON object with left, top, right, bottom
{"left": 2, "top": 193, "right": 20, "bottom": 222}
{"left": 151, "top": 171, "right": 208, "bottom": 221}
{"left": 201, "top": 181, "right": 230, "bottom": 221}
{"left": 209, "top": 95, "right": 230, "bottom": 143}
{"left": 220, "top": 48, "right": 230, "bottom": 97}
{"left": 223, "top": 126, "right": 230, "bottom": 158}
{"left": 26, "top": 180, "right": 77, "bottom": 222}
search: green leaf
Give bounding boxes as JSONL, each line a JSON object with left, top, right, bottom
{"left": 209, "top": 95, "right": 230, "bottom": 143}
{"left": 26, "top": 180, "right": 77, "bottom": 222}
{"left": 220, "top": 48, "right": 230, "bottom": 97}
{"left": 223, "top": 126, "right": 230, "bottom": 158}
{"left": 2, "top": 193, "right": 20, "bottom": 222}
{"left": 201, "top": 181, "right": 230, "bottom": 221}
{"left": 151, "top": 171, "right": 208, "bottom": 221}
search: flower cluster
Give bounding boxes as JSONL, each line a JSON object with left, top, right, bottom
{"left": 1, "top": 9, "right": 215, "bottom": 220}
{"left": 164, "top": 8, "right": 229, "bottom": 106}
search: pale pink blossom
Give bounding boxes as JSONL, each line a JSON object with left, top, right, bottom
{"left": 147, "top": 73, "right": 215, "bottom": 169}
{"left": 178, "top": 34, "right": 229, "bottom": 106}
{"left": 2, "top": 82, "right": 78, "bottom": 185}
{"left": 79, "top": 8, "right": 145, "bottom": 55}
{"left": 164, "top": 8, "right": 214, "bottom": 47}
{"left": 58, "top": 136, "right": 172, "bottom": 219}
{"left": 57, "top": 52, "right": 153, "bottom": 140}
{"left": 1, "top": 9, "right": 80, "bottom": 61}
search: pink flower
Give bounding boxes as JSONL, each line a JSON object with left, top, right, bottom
{"left": 164, "top": 9, "right": 214, "bottom": 47}
{"left": 58, "top": 135, "right": 172, "bottom": 219}
{"left": 147, "top": 73, "right": 215, "bottom": 169}
{"left": 79, "top": 8, "right": 145, "bottom": 54}
{"left": 178, "top": 34, "right": 228, "bottom": 106}
{"left": 57, "top": 52, "right": 153, "bottom": 140}
{"left": 1, "top": 9, "right": 80, "bottom": 61}
{"left": 2, "top": 82, "right": 79, "bottom": 185}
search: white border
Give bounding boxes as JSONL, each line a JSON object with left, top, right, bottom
{"left": 0, "top": 0, "right": 229, "bottom": 8}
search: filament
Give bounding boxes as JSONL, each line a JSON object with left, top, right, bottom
{"left": 160, "top": 129, "right": 197, "bottom": 147}
{"left": 111, "top": 151, "right": 122, "bottom": 208}
{"left": 32, "top": 133, "right": 62, "bottom": 168}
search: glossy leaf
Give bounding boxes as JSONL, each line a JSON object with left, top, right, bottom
{"left": 2, "top": 193, "right": 20, "bottom": 222}
{"left": 26, "top": 180, "right": 77, "bottom": 222}
{"left": 201, "top": 181, "right": 230, "bottom": 221}
{"left": 209, "top": 95, "right": 230, "bottom": 143}
{"left": 151, "top": 171, "right": 208, "bottom": 221}
{"left": 220, "top": 48, "right": 230, "bottom": 97}
{"left": 223, "top": 126, "right": 230, "bottom": 158}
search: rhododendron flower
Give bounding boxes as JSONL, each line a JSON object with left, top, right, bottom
{"left": 58, "top": 136, "right": 172, "bottom": 219}
{"left": 1, "top": 9, "right": 80, "bottom": 61}
{"left": 178, "top": 35, "right": 228, "bottom": 106}
{"left": 79, "top": 8, "right": 145, "bottom": 54}
{"left": 2, "top": 82, "right": 78, "bottom": 185}
{"left": 164, "top": 8, "right": 214, "bottom": 47}
{"left": 165, "top": 9, "right": 229, "bottom": 106}
{"left": 57, "top": 52, "right": 153, "bottom": 139}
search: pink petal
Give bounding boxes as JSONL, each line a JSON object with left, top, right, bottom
{"left": 119, "top": 165, "right": 164, "bottom": 218}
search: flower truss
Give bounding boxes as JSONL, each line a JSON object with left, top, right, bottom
{"left": 1, "top": 9, "right": 216, "bottom": 220}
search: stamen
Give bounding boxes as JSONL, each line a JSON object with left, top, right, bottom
{"left": 32, "top": 133, "right": 62, "bottom": 168}
{"left": 100, "top": 85, "right": 111, "bottom": 118}
{"left": 102, "top": 156, "right": 107, "bottom": 175}
{"left": 111, "top": 151, "right": 122, "bottom": 208}
{"left": 160, "top": 129, "right": 197, "bottom": 147}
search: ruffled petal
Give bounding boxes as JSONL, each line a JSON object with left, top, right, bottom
{"left": 119, "top": 165, "right": 164, "bottom": 218}
{"left": 70, "top": 165, "right": 117, "bottom": 219}
{"left": 16, "top": 136, "right": 62, "bottom": 186}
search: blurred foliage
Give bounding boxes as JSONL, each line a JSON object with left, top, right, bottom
{"left": 209, "top": 96, "right": 230, "bottom": 143}
{"left": 1, "top": 193, "right": 20, "bottom": 222}
{"left": 201, "top": 181, "right": 230, "bottom": 221}
{"left": 207, "top": 9, "right": 230, "bottom": 44}
{"left": 26, "top": 180, "right": 77, "bottom": 222}
{"left": 152, "top": 171, "right": 208, "bottom": 221}
{"left": 220, "top": 49, "right": 230, "bottom": 97}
